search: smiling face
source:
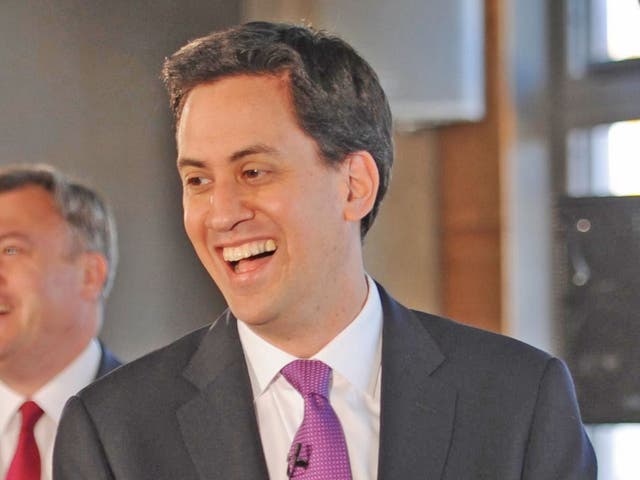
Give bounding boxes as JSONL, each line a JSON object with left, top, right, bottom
{"left": 177, "top": 74, "right": 371, "bottom": 351}
{"left": 0, "top": 186, "right": 98, "bottom": 377}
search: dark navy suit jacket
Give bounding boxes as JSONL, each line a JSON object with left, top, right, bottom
{"left": 54, "top": 286, "right": 596, "bottom": 479}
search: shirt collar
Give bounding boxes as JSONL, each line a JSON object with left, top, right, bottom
{"left": 34, "top": 338, "right": 101, "bottom": 422}
{"left": 0, "top": 339, "right": 101, "bottom": 430}
{"left": 0, "top": 382, "right": 23, "bottom": 437}
{"left": 314, "top": 275, "right": 382, "bottom": 395}
{"left": 238, "top": 275, "right": 383, "bottom": 399}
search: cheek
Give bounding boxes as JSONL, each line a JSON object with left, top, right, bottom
{"left": 7, "top": 265, "right": 42, "bottom": 295}
{"left": 183, "top": 198, "right": 205, "bottom": 242}
{"left": 13, "top": 272, "right": 54, "bottom": 327}
{"left": 182, "top": 200, "right": 218, "bottom": 271}
{"left": 280, "top": 191, "right": 345, "bottom": 250}
{"left": 42, "top": 264, "right": 83, "bottom": 300}
{"left": 183, "top": 211, "right": 196, "bottom": 241}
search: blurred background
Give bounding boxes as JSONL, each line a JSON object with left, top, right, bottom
{"left": 1, "top": 1, "right": 639, "bottom": 478}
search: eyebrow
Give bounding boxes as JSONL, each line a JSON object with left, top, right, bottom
{"left": 176, "top": 158, "right": 206, "bottom": 170}
{"left": 0, "top": 232, "right": 32, "bottom": 244}
{"left": 177, "top": 143, "right": 279, "bottom": 170}
{"left": 230, "top": 144, "right": 278, "bottom": 162}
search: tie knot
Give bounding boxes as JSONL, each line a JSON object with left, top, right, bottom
{"left": 19, "top": 401, "right": 44, "bottom": 431}
{"left": 281, "top": 359, "right": 331, "bottom": 398}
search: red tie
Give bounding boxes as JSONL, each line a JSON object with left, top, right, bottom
{"left": 6, "top": 401, "right": 44, "bottom": 480}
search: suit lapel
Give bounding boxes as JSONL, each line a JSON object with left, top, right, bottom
{"left": 178, "top": 311, "right": 269, "bottom": 479}
{"left": 377, "top": 286, "right": 457, "bottom": 480}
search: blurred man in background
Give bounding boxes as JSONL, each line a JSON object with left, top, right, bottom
{"left": 0, "top": 164, "right": 120, "bottom": 480}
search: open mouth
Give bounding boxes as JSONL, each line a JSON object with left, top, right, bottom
{"left": 222, "top": 239, "right": 277, "bottom": 272}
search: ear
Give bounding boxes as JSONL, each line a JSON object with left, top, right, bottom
{"left": 343, "top": 151, "right": 379, "bottom": 223}
{"left": 80, "top": 252, "right": 109, "bottom": 301}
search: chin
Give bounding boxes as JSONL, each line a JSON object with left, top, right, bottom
{"left": 230, "top": 309, "right": 268, "bottom": 327}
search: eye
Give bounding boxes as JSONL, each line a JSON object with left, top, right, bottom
{"left": 2, "top": 246, "right": 20, "bottom": 256}
{"left": 242, "top": 168, "right": 266, "bottom": 180}
{"left": 184, "top": 176, "right": 212, "bottom": 188}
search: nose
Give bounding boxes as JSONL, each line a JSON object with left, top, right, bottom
{"left": 203, "top": 180, "right": 254, "bottom": 232}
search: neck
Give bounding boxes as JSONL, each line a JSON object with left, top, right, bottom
{"left": 0, "top": 336, "right": 94, "bottom": 397}
{"left": 250, "top": 272, "right": 369, "bottom": 358}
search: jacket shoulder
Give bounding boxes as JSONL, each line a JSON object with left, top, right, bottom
{"left": 412, "top": 309, "right": 552, "bottom": 364}
{"left": 78, "top": 325, "right": 210, "bottom": 407}
{"left": 407, "top": 308, "right": 560, "bottom": 400}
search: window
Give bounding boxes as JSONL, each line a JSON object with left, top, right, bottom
{"left": 567, "top": 0, "right": 640, "bottom": 77}
{"left": 567, "top": 119, "right": 640, "bottom": 196}
{"left": 587, "top": 424, "right": 640, "bottom": 480}
{"left": 594, "top": 0, "right": 640, "bottom": 62}
{"left": 551, "top": 2, "right": 640, "bottom": 479}
{"left": 553, "top": 0, "right": 640, "bottom": 191}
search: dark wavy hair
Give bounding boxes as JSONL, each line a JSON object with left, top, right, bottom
{"left": 162, "top": 21, "right": 393, "bottom": 237}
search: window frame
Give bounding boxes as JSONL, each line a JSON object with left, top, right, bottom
{"left": 549, "top": 0, "right": 640, "bottom": 195}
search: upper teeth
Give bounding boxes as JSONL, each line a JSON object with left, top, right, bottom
{"left": 223, "top": 239, "right": 277, "bottom": 262}
{"left": 0, "top": 304, "right": 10, "bottom": 314}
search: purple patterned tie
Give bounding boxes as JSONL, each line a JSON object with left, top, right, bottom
{"left": 281, "top": 359, "right": 352, "bottom": 479}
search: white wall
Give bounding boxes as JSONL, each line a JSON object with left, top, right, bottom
{"left": 504, "top": 0, "right": 555, "bottom": 353}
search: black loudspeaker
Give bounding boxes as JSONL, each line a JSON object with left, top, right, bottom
{"left": 556, "top": 196, "right": 640, "bottom": 424}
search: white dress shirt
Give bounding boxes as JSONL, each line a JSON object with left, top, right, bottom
{"left": 0, "top": 339, "right": 101, "bottom": 480}
{"left": 238, "top": 275, "right": 383, "bottom": 480}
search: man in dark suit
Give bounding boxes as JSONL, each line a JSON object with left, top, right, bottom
{"left": 53, "top": 22, "right": 596, "bottom": 479}
{"left": 0, "top": 164, "right": 120, "bottom": 480}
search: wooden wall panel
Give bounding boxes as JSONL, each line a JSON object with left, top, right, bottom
{"left": 365, "top": 130, "right": 441, "bottom": 315}
{"left": 438, "top": 0, "right": 513, "bottom": 333}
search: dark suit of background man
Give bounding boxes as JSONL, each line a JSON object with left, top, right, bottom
{"left": 54, "top": 22, "right": 596, "bottom": 479}
{"left": 0, "top": 164, "right": 120, "bottom": 480}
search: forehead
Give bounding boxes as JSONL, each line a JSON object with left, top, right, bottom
{"left": 0, "top": 185, "right": 65, "bottom": 233}
{"left": 182, "top": 73, "right": 293, "bottom": 119}
{"left": 176, "top": 74, "right": 303, "bottom": 154}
